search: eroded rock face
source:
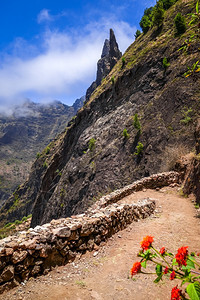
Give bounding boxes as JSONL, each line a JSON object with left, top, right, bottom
{"left": 86, "top": 28, "right": 122, "bottom": 101}
{"left": 183, "top": 120, "right": 200, "bottom": 204}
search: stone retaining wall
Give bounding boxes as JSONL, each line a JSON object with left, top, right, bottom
{"left": 88, "top": 171, "right": 180, "bottom": 210}
{"left": 0, "top": 199, "right": 155, "bottom": 293}
{"left": 0, "top": 171, "right": 180, "bottom": 293}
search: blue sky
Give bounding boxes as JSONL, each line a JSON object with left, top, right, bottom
{"left": 0, "top": 0, "right": 156, "bottom": 114}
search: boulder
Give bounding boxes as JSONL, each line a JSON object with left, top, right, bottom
{"left": 12, "top": 250, "right": 27, "bottom": 264}
{"left": 0, "top": 265, "right": 14, "bottom": 283}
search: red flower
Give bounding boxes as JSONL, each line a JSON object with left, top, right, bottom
{"left": 175, "top": 246, "right": 188, "bottom": 266}
{"left": 140, "top": 236, "right": 154, "bottom": 251}
{"left": 164, "top": 267, "right": 169, "bottom": 274}
{"left": 197, "top": 253, "right": 200, "bottom": 257}
{"left": 170, "top": 270, "right": 176, "bottom": 280}
{"left": 131, "top": 262, "right": 141, "bottom": 276}
{"left": 160, "top": 247, "right": 166, "bottom": 255}
{"left": 171, "top": 286, "right": 182, "bottom": 300}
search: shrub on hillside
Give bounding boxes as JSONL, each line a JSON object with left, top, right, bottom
{"left": 134, "top": 29, "right": 142, "bottom": 39}
{"left": 45, "top": 146, "right": 50, "bottom": 155}
{"left": 152, "top": 0, "right": 165, "bottom": 28}
{"left": 43, "top": 161, "right": 48, "bottom": 168}
{"left": 121, "top": 57, "right": 126, "bottom": 68}
{"left": 139, "top": 7, "right": 153, "bottom": 33}
{"left": 174, "top": 12, "right": 187, "bottom": 35}
{"left": 88, "top": 138, "right": 96, "bottom": 151}
{"left": 140, "top": 15, "right": 152, "bottom": 33}
{"left": 162, "top": 57, "right": 170, "bottom": 70}
{"left": 160, "top": 0, "right": 176, "bottom": 10}
{"left": 144, "top": 7, "right": 153, "bottom": 19}
{"left": 123, "top": 129, "right": 130, "bottom": 139}
{"left": 133, "top": 114, "right": 141, "bottom": 133}
{"left": 134, "top": 142, "right": 144, "bottom": 156}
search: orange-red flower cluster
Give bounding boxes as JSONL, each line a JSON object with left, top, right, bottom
{"left": 140, "top": 236, "right": 154, "bottom": 251}
{"left": 171, "top": 286, "right": 182, "bottom": 300}
{"left": 164, "top": 267, "right": 169, "bottom": 274}
{"left": 170, "top": 270, "right": 176, "bottom": 280}
{"left": 175, "top": 246, "right": 188, "bottom": 266}
{"left": 159, "top": 247, "right": 166, "bottom": 255}
{"left": 131, "top": 262, "right": 141, "bottom": 276}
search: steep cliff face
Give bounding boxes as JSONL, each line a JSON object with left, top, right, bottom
{"left": 183, "top": 120, "right": 200, "bottom": 204}
{"left": 86, "top": 29, "right": 122, "bottom": 102}
{"left": 0, "top": 97, "right": 84, "bottom": 205}
{"left": 0, "top": 0, "right": 199, "bottom": 227}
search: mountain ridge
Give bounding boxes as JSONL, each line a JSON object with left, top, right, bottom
{"left": 0, "top": 96, "right": 84, "bottom": 206}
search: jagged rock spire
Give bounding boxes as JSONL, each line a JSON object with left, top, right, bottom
{"left": 101, "top": 39, "right": 110, "bottom": 58}
{"left": 109, "top": 28, "right": 122, "bottom": 61}
{"left": 86, "top": 29, "right": 122, "bottom": 102}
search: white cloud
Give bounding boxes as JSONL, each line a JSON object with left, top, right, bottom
{"left": 0, "top": 18, "right": 136, "bottom": 115}
{"left": 37, "top": 9, "right": 53, "bottom": 23}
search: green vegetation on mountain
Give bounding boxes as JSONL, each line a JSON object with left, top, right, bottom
{"left": 174, "top": 12, "right": 187, "bottom": 35}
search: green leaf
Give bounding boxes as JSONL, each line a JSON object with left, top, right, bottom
{"left": 181, "top": 277, "right": 191, "bottom": 286}
{"left": 154, "top": 274, "right": 162, "bottom": 283}
{"left": 186, "top": 282, "right": 200, "bottom": 300}
{"left": 141, "top": 261, "right": 147, "bottom": 268}
{"left": 182, "top": 265, "right": 190, "bottom": 271}
{"left": 188, "top": 255, "right": 195, "bottom": 260}
{"left": 142, "top": 249, "right": 153, "bottom": 260}
{"left": 166, "top": 252, "right": 173, "bottom": 257}
{"left": 138, "top": 252, "right": 145, "bottom": 258}
{"left": 156, "top": 264, "right": 162, "bottom": 276}
{"left": 196, "top": 1, "right": 199, "bottom": 14}
{"left": 183, "top": 268, "right": 191, "bottom": 278}
{"left": 172, "top": 258, "right": 178, "bottom": 266}
{"left": 187, "top": 259, "right": 195, "bottom": 269}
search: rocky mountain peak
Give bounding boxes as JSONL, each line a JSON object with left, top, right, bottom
{"left": 86, "top": 28, "right": 122, "bottom": 101}
{"left": 101, "top": 39, "right": 110, "bottom": 58}
{"left": 109, "top": 28, "right": 121, "bottom": 61}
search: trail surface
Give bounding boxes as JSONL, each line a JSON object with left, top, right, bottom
{"left": 1, "top": 186, "right": 200, "bottom": 300}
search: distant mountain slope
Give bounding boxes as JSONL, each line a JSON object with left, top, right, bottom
{"left": 0, "top": 0, "right": 199, "bottom": 227}
{"left": 0, "top": 97, "right": 84, "bottom": 205}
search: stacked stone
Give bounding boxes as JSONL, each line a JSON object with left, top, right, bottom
{"left": 87, "top": 171, "right": 180, "bottom": 210}
{"left": 0, "top": 199, "right": 155, "bottom": 293}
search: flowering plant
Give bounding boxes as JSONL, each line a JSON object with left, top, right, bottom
{"left": 130, "top": 236, "right": 200, "bottom": 299}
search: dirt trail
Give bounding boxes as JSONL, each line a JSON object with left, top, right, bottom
{"left": 1, "top": 186, "right": 200, "bottom": 300}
